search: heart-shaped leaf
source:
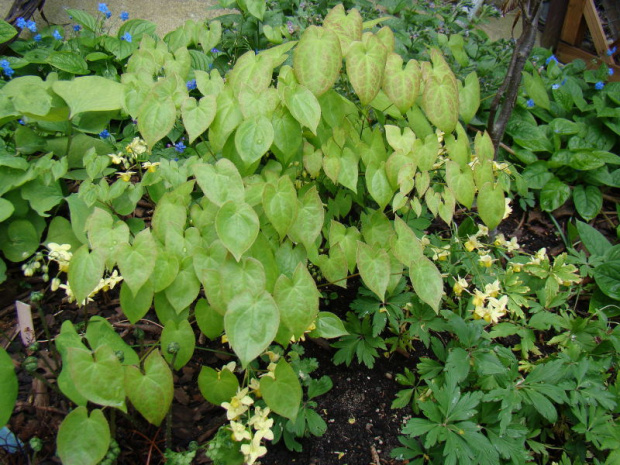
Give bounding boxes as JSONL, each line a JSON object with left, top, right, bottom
{"left": 293, "top": 26, "right": 342, "bottom": 97}
{"left": 274, "top": 263, "right": 319, "bottom": 339}
{"left": 57, "top": 407, "right": 110, "bottom": 465}
{"left": 216, "top": 200, "right": 260, "bottom": 262}
{"left": 260, "top": 359, "right": 302, "bottom": 420}
{"left": 161, "top": 319, "right": 196, "bottom": 370}
{"left": 198, "top": 365, "right": 240, "bottom": 405}
{"left": 356, "top": 241, "right": 390, "bottom": 301}
{"left": 346, "top": 33, "right": 388, "bottom": 105}
{"left": 182, "top": 95, "right": 217, "bottom": 144}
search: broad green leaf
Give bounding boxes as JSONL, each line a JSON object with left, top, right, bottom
{"left": 216, "top": 201, "right": 260, "bottom": 261}
{"left": 522, "top": 69, "right": 550, "bottom": 111}
{"left": 540, "top": 177, "right": 570, "bottom": 212}
{"left": 346, "top": 33, "right": 388, "bottom": 105}
{"left": 409, "top": 256, "right": 443, "bottom": 312}
{"left": 445, "top": 161, "right": 475, "bottom": 208}
{"left": 137, "top": 95, "right": 176, "bottom": 149}
{"left": 182, "top": 95, "right": 217, "bottom": 143}
{"left": 316, "top": 245, "right": 348, "bottom": 288}
{"left": 150, "top": 249, "right": 180, "bottom": 292}
{"left": 422, "top": 55, "right": 459, "bottom": 134}
{"left": 575, "top": 220, "right": 612, "bottom": 257}
{"left": 338, "top": 147, "right": 359, "bottom": 193}
{"left": 192, "top": 159, "right": 245, "bottom": 207}
{"left": 198, "top": 366, "right": 239, "bottom": 405}
{"left": 195, "top": 299, "right": 224, "bottom": 340}
{"left": 356, "top": 242, "right": 390, "bottom": 301}
{"left": 66, "top": 9, "right": 98, "bottom": 32}
{"left": 274, "top": 263, "right": 319, "bottom": 339}
{"left": 85, "top": 316, "right": 139, "bottom": 366}
{"left": 308, "top": 311, "right": 348, "bottom": 338}
{"left": 161, "top": 319, "right": 195, "bottom": 370}
{"left": 125, "top": 350, "right": 174, "bottom": 426}
{"left": 365, "top": 161, "right": 393, "bottom": 211}
{"left": 382, "top": 53, "right": 420, "bottom": 113}
{"left": 323, "top": 4, "right": 363, "bottom": 54}
{"left": 238, "top": 87, "right": 278, "bottom": 119}
{"left": 67, "top": 246, "right": 105, "bottom": 305}
{"left": 260, "top": 359, "right": 302, "bottom": 420}
{"left": 458, "top": 72, "right": 480, "bottom": 124}
{"left": 225, "top": 290, "right": 280, "bottom": 367}
{"left": 594, "top": 261, "right": 620, "bottom": 300}
{"left": 165, "top": 258, "right": 201, "bottom": 314}
{"left": 1, "top": 219, "right": 39, "bottom": 262}
{"left": 0, "top": 20, "right": 17, "bottom": 43}
{"left": 53, "top": 77, "right": 124, "bottom": 117}
{"left": 57, "top": 407, "right": 110, "bottom": 465}
{"left": 209, "top": 88, "right": 243, "bottom": 152}
{"left": 391, "top": 215, "right": 423, "bottom": 266}
{"left": 235, "top": 115, "right": 274, "bottom": 166}
{"left": 116, "top": 229, "right": 157, "bottom": 296}
{"left": 284, "top": 85, "right": 321, "bottom": 134}
{"left": 293, "top": 26, "right": 342, "bottom": 97}
{"left": 219, "top": 256, "right": 267, "bottom": 304}
{"left": 85, "top": 208, "right": 130, "bottom": 259}
{"left": 151, "top": 195, "right": 187, "bottom": 242}
{"left": 572, "top": 185, "right": 602, "bottom": 221}
{"left": 271, "top": 107, "right": 302, "bottom": 165}
{"left": 445, "top": 347, "right": 470, "bottom": 383}
{"left": 0, "top": 347, "right": 17, "bottom": 428}
{"left": 227, "top": 50, "right": 273, "bottom": 95}
{"left": 288, "top": 186, "right": 324, "bottom": 249}
{"left": 120, "top": 280, "right": 154, "bottom": 324}
{"left": 48, "top": 51, "right": 89, "bottom": 75}
{"left": 67, "top": 345, "right": 126, "bottom": 410}
{"left": 263, "top": 176, "right": 298, "bottom": 240}
{"left": 477, "top": 182, "right": 505, "bottom": 230}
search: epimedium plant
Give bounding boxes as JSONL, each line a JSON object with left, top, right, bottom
{"left": 0, "top": 1, "right": 513, "bottom": 463}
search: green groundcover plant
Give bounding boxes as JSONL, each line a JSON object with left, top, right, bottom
{"left": 0, "top": 1, "right": 617, "bottom": 464}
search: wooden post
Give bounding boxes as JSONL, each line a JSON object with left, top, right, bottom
{"left": 541, "top": 0, "right": 569, "bottom": 49}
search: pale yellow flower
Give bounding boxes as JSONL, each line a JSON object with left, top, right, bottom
{"left": 117, "top": 171, "right": 136, "bottom": 182}
{"left": 108, "top": 152, "right": 126, "bottom": 165}
{"left": 472, "top": 289, "right": 487, "bottom": 307}
{"left": 240, "top": 434, "right": 268, "bottom": 465}
{"left": 529, "top": 248, "right": 548, "bottom": 265}
{"left": 478, "top": 254, "right": 495, "bottom": 267}
{"left": 484, "top": 280, "right": 501, "bottom": 298}
{"left": 503, "top": 198, "right": 513, "bottom": 220}
{"left": 465, "top": 235, "right": 484, "bottom": 252}
{"left": 142, "top": 161, "right": 160, "bottom": 173}
{"left": 230, "top": 421, "right": 251, "bottom": 442}
{"left": 249, "top": 406, "right": 274, "bottom": 441}
{"left": 126, "top": 137, "right": 148, "bottom": 157}
{"left": 221, "top": 388, "right": 254, "bottom": 420}
{"left": 453, "top": 277, "right": 468, "bottom": 296}
{"left": 47, "top": 243, "right": 72, "bottom": 272}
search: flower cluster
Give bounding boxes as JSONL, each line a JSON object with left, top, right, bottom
{"left": 98, "top": 3, "right": 112, "bottom": 19}
{"left": 107, "top": 137, "right": 157, "bottom": 180}
{"left": 15, "top": 17, "right": 37, "bottom": 33}
{"left": 59, "top": 270, "right": 123, "bottom": 305}
{"left": 0, "top": 59, "right": 14, "bottom": 78}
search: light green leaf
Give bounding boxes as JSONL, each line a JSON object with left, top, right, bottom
{"left": 1, "top": 219, "right": 39, "bottom": 262}
{"left": 356, "top": 242, "right": 390, "bottom": 301}
{"left": 182, "top": 95, "right": 217, "bottom": 144}
{"left": 382, "top": 53, "right": 420, "bottom": 114}
{"left": 260, "top": 359, "right": 302, "bottom": 421}
{"left": 445, "top": 161, "right": 475, "bottom": 208}
{"left": 150, "top": 249, "right": 180, "bottom": 292}
{"left": 165, "top": 258, "right": 201, "bottom": 314}
{"left": 0, "top": 347, "right": 17, "bottom": 428}
{"left": 198, "top": 366, "right": 239, "bottom": 405}
{"left": 195, "top": 299, "right": 224, "bottom": 340}
{"left": 67, "top": 246, "right": 105, "bottom": 305}
{"left": 53, "top": 76, "right": 124, "bottom": 117}
{"left": 365, "top": 161, "right": 393, "bottom": 211}
{"left": 117, "top": 229, "right": 157, "bottom": 296}
{"left": 287, "top": 186, "right": 324, "bottom": 249}
{"left": 323, "top": 4, "right": 363, "bottom": 55}
{"left": 120, "top": 280, "right": 154, "bottom": 324}
{"left": 225, "top": 290, "right": 280, "bottom": 367}
{"left": 409, "top": 256, "right": 443, "bottom": 312}
{"left": 477, "top": 182, "right": 505, "bottom": 230}
{"left": 458, "top": 72, "right": 480, "bottom": 124}
{"left": 274, "top": 263, "right": 319, "bottom": 339}
{"left": 345, "top": 33, "right": 388, "bottom": 105}
{"left": 161, "top": 319, "right": 196, "bottom": 370}
{"left": 57, "top": 407, "right": 110, "bottom": 465}
{"left": 227, "top": 50, "right": 273, "bottom": 95}
{"left": 308, "top": 311, "right": 348, "bottom": 338}
{"left": 67, "top": 345, "right": 126, "bottom": 410}
{"left": 48, "top": 51, "right": 89, "bottom": 75}
{"left": 235, "top": 115, "right": 274, "bottom": 166}
{"left": 284, "top": 85, "right": 321, "bottom": 135}
{"left": 137, "top": 95, "right": 176, "bottom": 149}
{"left": 293, "top": 26, "right": 342, "bottom": 97}
{"left": 125, "top": 350, "right": 174, "bottom": 426}
{"left": 263, "top": 176, "right": 298, "bottom": 240}
{"left": 192, "top": 159, "right": 245, "bottom": 207}
{"left": 391, "top": 215, "right": 423, "bottom": 266}
{"left": 216, "top": 201, "right": 260, "bottom": 262}
{"left": 85, "top": 316, "right": 139, "bottom": 366}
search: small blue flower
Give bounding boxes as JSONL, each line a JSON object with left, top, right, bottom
{"left": 0, "top": 59, "right": 10, "bottom": 68}
{"left": 609, "top": 67, "right": 615, "bottom": 76}
{"left": 26, "top": 20, "right": 37, "bottom": 33}
{"left": 551, "top": 83, "right": 560, "bottom": 90}
{"left": 73, "top": 24, "right": 81, "bottom": 32}
{"left": 120, "top": 11, "right": 129, "bottom": 21}
{"left": 545, "top": 54, "right": 558, "bottom": 65}
{"left": 607, "top": 46, "right": 617, "bottom": 56}
{"left": 186, "top": 79, "right": 197, "bottom": 91}
{"left": 18, "top": 119, "right": 25, "bottom": 125}
{"left": 33, "top": 34, "right": 41, "bottom": 42}
{"left": 174, "top": 142, "right": 186, "bottom": 153}
{"left": 98, "top": 3, "right": 110, "bottom": 14}
{"left": 15, "top": 17, "right": 26, "bottom": 29}
{"left": 99, "top": 129, "right": 110, "bottom": 139}
{"left": 53, "top": 29, "right": 63, "bottom": 40}
{"left": 121, "top": 32, "right": 132, "bottom": 42}
{"left": 211, "top": 48, "right": 220, "bottom": 54}
{"left": 526, "top": 99, "right": 535, "bottom": 108}
{"left": 1, "top": 60, "right": 14, "bottom": 78}
{"left": 595, "top": 81, "right": 605, "bottom": 90}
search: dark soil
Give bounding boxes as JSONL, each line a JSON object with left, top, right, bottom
{"left": 0, "top": 203, "right": 617, "bottom": 465}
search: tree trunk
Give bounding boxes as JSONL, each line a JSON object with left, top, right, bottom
{"left": 487, "top": 0, "right": 543, "bottom": 157}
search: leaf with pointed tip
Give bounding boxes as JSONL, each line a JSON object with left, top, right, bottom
{"left": 67, "top": 245, "right": 105, "bottom": 305}
{"left": 195, "top": 299, "right": 224, "bottom": 340}
{"left": 383, "top": 54, "right": 421, "bottom": 112}
{"left": 182, "top": 95, "right": 217, "bottom": 144}
{"left": 216, "top": 201, "right": 260, "bottom": 261}
{"left": 165, "top": 258, "right": 201, "bottom": 314}
{"left": 192, "top": 159, "right": 245, "bottom": 207}
{"left": 477, "top": 182, "right": 505, "bottom": 230}
{"left": 445, "top": 161, "right": 475, "bottom": 208}
{"left": 85, "top": 316, "right": 139, "bottom": 366}
{"left": 356, "top": 241, "right": 390, "bottom": 301}
{"left": 288, "top": 187, "right": 324, "bottom": 249}
{"left": 260, "top": 359, "right": 302, "bottom": 420}
{"left": 120, "top": 280, "right": 154, "bottom": 324}
{"left": 117, "top": 229, "right": 157, "bottom": 296}
{"left": 67, "top": 345, "right": 126, "bottom": 410}
{"left": 284, "top": 85, "right": 321, "bottom": 135}
{"left": 409, "top": 256, "right": 443, "bottom": 313}
{"left": 161, "top": 319, "right": 195, "bottom": 370}
{"left": 323, "top": 4, "right": 363, "bottom": 54}
{"left": 274, "top": 263, "right": 319, "bottom": 339}
{"left": 346, "top": 33, "right": 388, "bottom": 105}
{"left": 458, "top": 72, "right": 480, "bottom": 124}
{"left": 391, "top": 216, "right": 423, "bottom": 267}
{"left": 225, "top": 290, "right": 280, "bottom": 367}
{"left": 294, "top": 26, "right": 342, "bottom": 97}
{"left": 125, "top": 350, "right": 173, "bottom": 426}
{"left": 365, "top": 161, "right": 393, "bottom": 211}
{"left": 308, "top": 311, "right": 348, "bottom": 338}
{"left": 0, "top": 347, "right": 17, "bottom": 428}
{"left": 263, "top": 176, "right": 298, "bottom": 240}
{"left": 198, "top": 366, "right": 239, "bottom": 405}
{"left": 422, "top": 74, "right": 458, "bottom": 134}
{"left": 227, "top": 50, "right": 273, "bottom": 95}
{"left": 57, "top": 407, "right": 110, "bottom": 465}
{"left": 235, "top": 115, "right": 274, "bottom": 166}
